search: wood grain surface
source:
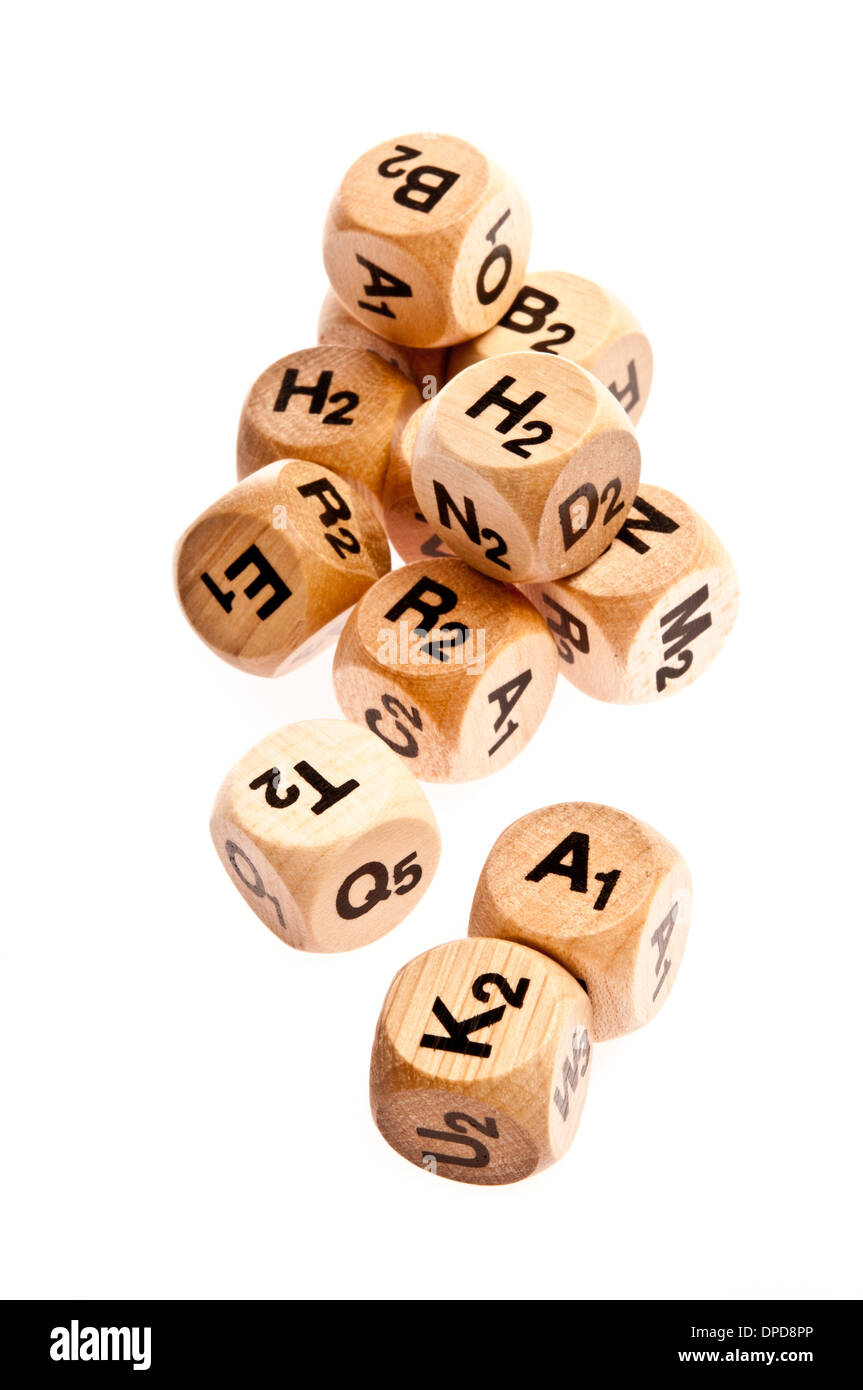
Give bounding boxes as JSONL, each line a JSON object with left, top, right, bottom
{"left": 323, "top": 133, "right": 531, "bottom": 347}
{"left": 371, "top": 936, "right": 593, "bottom": 1183}
{"left": 211, "top": 719, "right": 441, "bottom": 952}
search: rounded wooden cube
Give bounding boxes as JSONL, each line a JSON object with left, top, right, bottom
{"left": 412, "top": 353, "right": 641, "bottom": 583}
{"left": 521, "top": 485, "right": 738, "bottom": 702}
{"left": 317, "top": 289, "right": 447, "bottom": 396}
{"left": 236, "top": 345, "right": 420, "bottom": 507}
{"left": 448, "top": 270, "right": 653, "bottom": 425}
{"left": 469, "top": 802, "right": 692, "bottom": 1039}
{"left": 371, "top": 937, "right": 593, "bottom": 1184}
{"left": 323, "top": 133, "right": 531, "bottom": 348}
{"left": 211, "top": 719, "right": 441, "bottom": 952}
{"left": 332, "top": 558, "right": 558, "bottom": 782}
{"left": 174, "top": 459, "right": 390, "bottom": 676}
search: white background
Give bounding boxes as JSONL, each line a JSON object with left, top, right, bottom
{"left": 2, "top": 1, "right": 860, "bottom": 1301}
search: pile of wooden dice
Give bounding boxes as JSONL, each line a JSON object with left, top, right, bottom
{"left": 174, "top": 133, "right": 738, "bottom": 1184}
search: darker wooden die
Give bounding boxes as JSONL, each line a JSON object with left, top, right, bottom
{"left": 175, "top": 460, "right": 390, "bottom": 676}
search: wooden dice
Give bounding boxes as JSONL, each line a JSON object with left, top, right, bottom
{"left": 448, "top": 271, "right": 653, "bottom": 425}
{"left": 370, "top": 937, "right": 593, "bottom": 1184}
{"left": 381, "top": 400, "right": 454, "bottom": 564}
{"left": 168, "top": 130, "right": 723, "bottom": 1190}
{"left": 469, "top": 803, "right": 692, "bottom": 1039}
{"left": 211, "top": 719, "right": 441, "bottom": 952}
{"left": 236, "top": 345, "right": 420, "bottom": 506}
{"left": 521, "top": 485, "right": 738, "bottom": 702}
{"left": 317, "top": 290, "right": 446, "bottom": 397}
{"left": 332, "top": 558, "right": 558, "bottom": 782}
{"left": 323, "top": 133, "right": 531, "bottom": 348}
{"left": 412, "top": 353, "right": 641, "bottom": 583}
{"left": 174, "top": 459, "right": 390, "bottom": 676}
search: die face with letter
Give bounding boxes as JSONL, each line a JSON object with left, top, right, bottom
{"left": 174, "top": 459, "right": 390, "bottom": 677}
{"left": 469, "top": 802, "right": 692, "bottom": 1040}
{"left": 331, "top": 558, "right": 558, "bottom": 783}
{"left": 323, "top": 133, "right": 531, "bottom": 348}
{"left": 521, "top": 484, "right": 738, "bottom": 702}
{"left": 317, "top": 289, "right": 447, "bottom": 396}
{"left": 411, "top": 352, "right": 641, "bottom": 583}
{"left": 448, "top": 270, "right": 653, "bottom": 425}
{"left": 236, "top": 345, "right": 420, "bottom": 507}
{"left": 370, "top": 937, "right": 593, "bottom": 1184}
{"left": 210, "top": 720, "right": 441, "bottom": 953}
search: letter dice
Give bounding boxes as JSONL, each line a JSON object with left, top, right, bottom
{"left": 332, "top": 558, "right": 558, "bottom": 782}
{"left": 323, "top": 133, "right": 531, "bottom": 348}
{"left": 370, "top": 937, "right": 593, "bottom": 1184}
{"left": 211, "top": 720, "right": 441, "bottom": 952}
{"left": 521, "top": 485, "right": 738, "bottom": 701}
{"left": 236, "top": 346, "right": 420, "bottom": 508}
{"left": 469, "top": 803, "right": 692, "bottom": 1039}
{"left": 412, "top": 353, "right": 641, "bottom": 582}
{"left": 174, "top": 459, "right": 390, "bottom": 676}
{"left": 317, "top": 290, "right": 447, "bottom": 396}
{"left": 448, "top": 270, "right": 653, "bottom": 425}
{"left": 381, "top": 400, "right": 455, "bottom": 564}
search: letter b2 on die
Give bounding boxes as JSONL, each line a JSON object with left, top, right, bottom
{"left": 323, "top": 133, "right": 531, "bottom": 348}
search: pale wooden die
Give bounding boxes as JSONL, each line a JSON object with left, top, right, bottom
{"left": 211, "top": 719, "right": 441, "bottom": 952}
{"left": 521, "top": 484, "right": 739, "bottom": 702}
{"left": 332, "top": 558, "right": 558, "bottom": 782}
{"left": 236, "top": 345, "right": 420, "bottom": 510}
{"left": 381, "top": 399, "right": 455, "bottom": 564}
{"left": 174, "top": 459, "right": 390, "bottom": 676}
{"left": 370, "top": 937, "right": 593, "bottom": 1184}
{"left": 411, "top": 352, "right": 641, "bottom": 583}
{"left": 448, "top": 270, "right": 653, "bottom": 425}
{"left": 469, "top": 802, "right": 692, "bottom": 1040}
{"left": 323, "top": 133, "right": 531, "bottom": 348}
{"left": 317, "top": 289, "right": 446, "bottom": 397}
